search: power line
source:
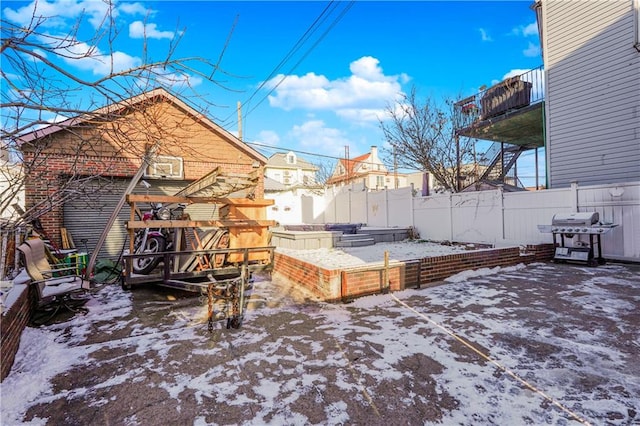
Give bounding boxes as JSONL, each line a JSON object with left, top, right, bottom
{"left": 247, "top": 141, "right": 341, "bottom": 161}
{"left": 242, "top": 1, "right": 355, "bottom": 122}
{"left": 222, "top": 1, "right": 355, "bottom": 129}
{"left": 223, "top": 1, "right": 339, "bottom": 123}
{"left": 246, "top": 140, "right": 426, "bottom": 174}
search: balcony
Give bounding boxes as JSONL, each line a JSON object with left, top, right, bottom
{"left": 455, "top": 66, "right": 544, "bottom": 148}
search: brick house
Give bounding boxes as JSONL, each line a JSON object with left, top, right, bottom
{"left": 17, "top": 88, "right": 267, "bottom": 259}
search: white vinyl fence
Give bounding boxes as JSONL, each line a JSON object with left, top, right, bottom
{"left": 311, "top": 181, "right": 640, "bottom": 262}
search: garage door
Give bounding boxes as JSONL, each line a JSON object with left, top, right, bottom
{"left": 63, "top": 178, "right": 220, "bottom": 262}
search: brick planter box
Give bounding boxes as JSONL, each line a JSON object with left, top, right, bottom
{"left": 273, "top": 244, "right": 556, "bottom": 302}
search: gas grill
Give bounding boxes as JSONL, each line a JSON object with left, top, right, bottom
{"left": 538, "top": 212, "right": 618, "bottom": 266}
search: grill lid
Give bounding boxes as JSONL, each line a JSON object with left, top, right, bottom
{"left": 552, "top": 212, "right": 599, "bottom": 227}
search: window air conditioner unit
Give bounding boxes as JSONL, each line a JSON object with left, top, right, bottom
{"left": 145, "top": 155, "right": 184, "bottom": 179}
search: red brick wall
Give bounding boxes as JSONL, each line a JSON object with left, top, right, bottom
{"left": 524, "top": 243, "right": 556, "bottom": 262}
{"left": 340, "top": 264, "right": 404, "bottom": 302}
{"left": 273, "top": 244, "right": 554, "bottom": 302}
{"left": 410, "top": 247, "right": 522, "bottom": 288}
{"left": 24, "top": 154, "right": 141, "bottom": 244}
{"left": 24, "top": 98, "right": 264, "bottom": 245}
{"left": 1, "top": 285, "right": 32, "bottom": 381}
{"left": 272, "top": 252, "right": 341, "bottom": 299}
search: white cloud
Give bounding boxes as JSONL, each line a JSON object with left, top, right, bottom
{"left": 118, "top": 2, "right": 149, "bottom": 16}
{"left": 256, "top": 130, "right": 281, "bottom": 147}
{"left": 502, "top": 69, "right": 530, "bottom": 80}
{"left": 129, "top": 21, "right": 177, "bottom": 40}
{"left": 499, "top": 68, "right": 545, "bottom": 100}
{"left": 289, "top": 120, "right": 352, "bottom": 157}
{"left": 3, "top": 0, "right": 113, "bottom": 30}
{"left": 512, "top": 22, "right": 539, "bottom": 38}
{"left": 56, "top": 40, "right": 141, "bottom": 76}
{"left": 265, "top": 56, "right": 407, "bottom": 125}
{"left": 523, "top": 41, "right": 541, "bottom": 58}
{"left": 522, "top": 22, "right": 539, "bottom": 37}
{"left": 479, "top": 28, "right": 492, "bottom": 42}
{"left": 337, "top": 108, "right": 389, "bottom": 123}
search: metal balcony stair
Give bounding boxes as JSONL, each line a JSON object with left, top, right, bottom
{"left": 478, "top": 143, "right": 528, "bottom": 183}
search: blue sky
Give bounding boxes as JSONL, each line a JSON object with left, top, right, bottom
{"left": 2, "top": 0, "right": 542, "bottom": 179}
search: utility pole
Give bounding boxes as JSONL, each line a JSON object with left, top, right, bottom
{"left": 237, "top": 101, "right": 243, "bottom": 141}
{"left": 393, "top": 146, "right": 398, "bottom": 189}
{"left": 344, "top": 145, "right": 350, "bottom": 184}
{"left": 455, "top": 134, "right": 460, "bottom": 192}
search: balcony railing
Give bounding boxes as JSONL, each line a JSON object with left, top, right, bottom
{"left": 455, "top": 65, "right": 544, "bottom": 129}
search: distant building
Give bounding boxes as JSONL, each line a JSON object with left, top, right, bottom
{"left": 327, "top": 146, "right": 408, "bottom": 191}
{"left": 405, "top": 172, "right": 438, "bottom": 196}
{"left": 264, "top": 151, "right": 319, "bottom": 189}
{"left": 0, "top": 143, "right": 24, "bottom": 221}
{"left": 264, "top": 152, "right": 324, "bottom": 225}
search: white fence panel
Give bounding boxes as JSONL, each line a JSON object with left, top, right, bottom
{"left": 367, "top": 190, "right": 389, "bottom": 227}
{"left": 301, "top": 193, "right": 326, "bottom": 224}
{"left": 350, "top": 190, "right": 368, "bottom": 224}
{"left": 386, "top": 187, "right": 413, "bottom": 227}
{"left": 451, "top": 190, "right": 503, "bottom": 244}
{"left": 334, "top": 191, "right": 351, "bottom": 223}
{"left": 310, "top": 180, "right": 640, "bottom": 261}
{"left": 413, "top": 194, "right": 453, "bottom": 241}
{"left": 577, "top": 182, "right": 640, "bottom": 261}
{"left": 323, "top": 190, "right": 337, "bottom": 223}
{"left": 503, "top": 187, "right": 573, "bottom": 244}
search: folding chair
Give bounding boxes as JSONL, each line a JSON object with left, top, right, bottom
{"left": 17, "top": 239, "right": 90, "bottom": 325}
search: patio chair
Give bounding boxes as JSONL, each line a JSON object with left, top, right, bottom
{"left": 17, "top": 239, "right": 90, "bottom": 325}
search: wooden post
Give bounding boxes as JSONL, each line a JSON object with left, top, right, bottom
{"left": 86, "top": 159, "right": 148, "bottom": 280}
{"left": 383, "top": 250, "right": 390, "bottom": 293}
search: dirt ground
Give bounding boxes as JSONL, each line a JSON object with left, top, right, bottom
{"left": 2, "top": 261, "right": 639, "bottom": 425}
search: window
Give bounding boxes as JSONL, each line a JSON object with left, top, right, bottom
{"left": 287, "top": 153, "right": 296, "bottom": 164}
{"left": 376, "top": 176, "right": 384, "bottom": 188}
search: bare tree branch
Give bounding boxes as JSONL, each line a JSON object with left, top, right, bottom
{"left": 0, "top": 1, "right": 247, "bottom": 231}
{"left": 379, "top": 87, "right": 476, "bottom": 192}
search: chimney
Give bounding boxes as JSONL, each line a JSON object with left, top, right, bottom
{"left": 370, "top": 146, "right": 378, "bottom": 158}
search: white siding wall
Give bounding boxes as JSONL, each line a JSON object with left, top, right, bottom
{"left": 0, "top": 165, "right": 24, "bottom": 221}
{"left": 544, "top": 0, "right": 640, "bottom": 188}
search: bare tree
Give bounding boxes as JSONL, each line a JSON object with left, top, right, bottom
{"left": 307, "top": 158, "right": 334, "bottom": 191}
{"left": 1, "top": 0, "right": 239, "bottom": 226}
{"left": 379, "top": 87, "right": 476, "bottom": 193}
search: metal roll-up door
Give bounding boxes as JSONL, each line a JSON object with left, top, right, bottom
{"left": 63, "top": 178, "right": 132, "bottom": 262}
{"left": 63, "top": 178, "right": 221, "bottom": 262}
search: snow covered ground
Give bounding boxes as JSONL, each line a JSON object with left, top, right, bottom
{"left": 1, "top": 261, "right": 639, "bottom": 425}
{"left": 276, "top": 240, "right": 478, "bottom": 269}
